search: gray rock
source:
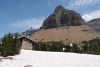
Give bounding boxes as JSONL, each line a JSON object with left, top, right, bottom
{"left": 40, "top": 5, "right": 85, "bottom": 29}
{"left": 87, "top": 18, "right": 100, "bottom": 32}
{"left": 24, "top": 65, "right": 33, "bottom": 67}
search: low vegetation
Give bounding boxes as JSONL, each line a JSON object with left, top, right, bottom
{"left": 34, "top": 38, "right": 100, "bottom": 55}
{"left": 82, "top": 38, "right": 100, "bottom": 55}
{"left": 0, "top": 33, "right": 21, "bottom": 57}
{"left": 34, "top": 41, "right": 65, "bottom": 52}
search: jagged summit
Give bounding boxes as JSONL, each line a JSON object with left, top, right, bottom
{"left": 55, "top": 5, "right": 64, "bottom": 9}
{"left": 54, "top": 5, "right": 67, "bottom": 13}
{"left": 40, "top": 5, "right": 85, "bottom": 29}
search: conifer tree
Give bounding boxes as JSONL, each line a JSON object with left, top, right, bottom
{"left": 0, "top": 33, "right": 21, "bottom": 57}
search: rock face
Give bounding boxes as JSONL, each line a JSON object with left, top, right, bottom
{"left": 40, "top": 5, "right": 85, "bottom": 29}
{"left": 87, "top": 18, "right": 100, "bottom": 33}
{"left": 21, "top": 27, "right": 38, "bottom": 37}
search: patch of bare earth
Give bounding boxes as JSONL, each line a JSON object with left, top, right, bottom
{"left": 30, "top": 25, "right": 100, "bottom": 43}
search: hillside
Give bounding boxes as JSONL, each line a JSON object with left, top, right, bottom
{"left": 30, "top": 25, "right": 100, "bottom": 43}
{"left": 0, "top": 50, "right": 100, "bottom": 67}
{"left": 87, "top": 18, "right": 100, "bottom": 33}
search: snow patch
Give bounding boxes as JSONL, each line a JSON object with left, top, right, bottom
{"left": 0, "top": 49, "right": 100, "bottom": 67}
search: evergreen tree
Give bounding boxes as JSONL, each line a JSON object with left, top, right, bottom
{"left": 0, "top": 33, "right": 21, "bottom": 57}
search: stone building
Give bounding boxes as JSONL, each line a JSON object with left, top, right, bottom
{"left": 20, "top": 37, "right": 36, "bottom": 50}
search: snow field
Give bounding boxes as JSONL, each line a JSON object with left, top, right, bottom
{"left": 0, "top": 49, "right": 100, "bottom": 67}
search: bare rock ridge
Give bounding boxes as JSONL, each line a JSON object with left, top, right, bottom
{"left": 40, "top": 5, "right": 85, "bottom": 29}
{"left": 87, "top": 18, "right": 100, "bottom": 32}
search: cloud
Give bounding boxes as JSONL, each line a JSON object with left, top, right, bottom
{"left": 64, "top": 0, "right": 100, "bottom": 22}
{"left": 48, "top": 1, "right": 52, "bottom": 8}
{"left": 82, "top": 10, "right": 100, "bottom": 22}
{"left": 62, "top": 0, "right": 65, "bottom": 2}
{"left": 67, "top": 0, "right": 100, "bottom": 10}
{"left": 9, "top": 17, "right": 45, "bottom": 29}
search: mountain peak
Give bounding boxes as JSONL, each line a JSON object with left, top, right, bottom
{"left": 57, "top": 5, "right": 63, "bottom": 8}
{"left": 40, "top": 5, "right": 85, "bottom": 29}
{"left": 55, "top": 5, "right": 64, "bottom": 10}
{"left": 54, "top": 5, "right": 67, "bottom": 13}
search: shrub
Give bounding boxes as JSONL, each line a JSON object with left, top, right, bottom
{"left": 82, "top": 38, "right": 100, "bottom": 55}
{"left": 0, "top": 33, "right": 21, "bottom": 57}
{"left": 34, "top": 41, "right": 65, "bottom": 52}
{"left": 34, "top": 38, "right": 100, "bottom": 55}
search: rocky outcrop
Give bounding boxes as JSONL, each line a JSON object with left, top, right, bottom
{"left": 21, "top": 27, "right": 38, "bottom": 37}
{"left": 40, "top": 5, "right": 85, "bottom": 29}
{"left": 24, "top": 65, "right": 33, "bottom": 67}
{"left": 87, "top": 18, "right": 100, "bottom": 32}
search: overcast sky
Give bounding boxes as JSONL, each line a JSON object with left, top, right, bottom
{"left": 0, "top": 0, "right": 100, "bottom": 37}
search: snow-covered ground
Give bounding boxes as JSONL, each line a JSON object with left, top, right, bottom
{"left": 0, "top": 49, "right": 100, "bottom": 67}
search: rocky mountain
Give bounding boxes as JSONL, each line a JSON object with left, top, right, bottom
{"left": 29, "top": 5, "right": 100, "bottom": 43}
{"left": 21, "top": 27, "right": 38, "bottom": 37}
{"left": 40, "top": 5, "right": 85, "bottom": 29}
{"left": 87, "top": 18, "right": 100, "bottom": 33}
